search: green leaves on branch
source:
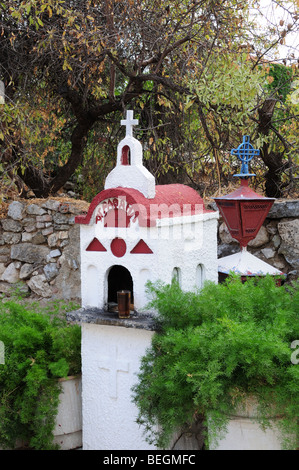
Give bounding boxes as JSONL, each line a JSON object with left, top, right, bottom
{"left": 0, "top": 301, "right": 81, "bottom": 450}
{"left": 191, "top": 57, "right": 264, "bottom": 130}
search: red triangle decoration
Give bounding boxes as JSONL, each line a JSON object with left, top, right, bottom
{"left": 130, "top": 239, "right": 153, "bottom": 254}
{"left": 86, "top": 238, "right": 107, "bottom": 252}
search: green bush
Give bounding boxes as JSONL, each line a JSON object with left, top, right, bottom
{"left": 132, "top": 276, "right": 299, "bottom": 449}
{"left": 0, "top": 301, "right": 81, "bottom": 450}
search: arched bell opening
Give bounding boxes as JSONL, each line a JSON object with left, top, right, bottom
{"left": 107, "top": 265, "right": 134, "bottom": 312}
{"left": 121, "top": 145, "right": 131, "bottom": 165}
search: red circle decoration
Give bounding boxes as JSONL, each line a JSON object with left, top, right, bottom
{"left": 110, "top": 238, "right": 127, "bottom": 257}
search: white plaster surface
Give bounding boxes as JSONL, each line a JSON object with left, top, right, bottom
{"left": 53, "top": 376, "right": 82, "bottom": 450}
{"left": 104, "top": 111, "right": 155, "bottom": 199}
{"left": 79, "top": 211, "right": 218, "bottom": 312}
{"left": 81, "top": 323, "right": 156, "bottom": 450}
{"left": 209, "top": 417, "right": 284, "bottom": 450}
{"left": 105, "top": 135, "right": 156, "bottom": 199}
{"left": 218, "top": 248, "right": 285, "bottom": 277}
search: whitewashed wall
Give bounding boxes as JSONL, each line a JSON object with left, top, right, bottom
{"left": 81, "top": 322, "right": 156, "bottom": 450}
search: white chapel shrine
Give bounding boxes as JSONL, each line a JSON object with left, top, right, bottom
{"left": 75, "top": 110, "right": 219, "bottom": 313}
{"left": 70, "top": 110, "right": 219, "bottom": 450}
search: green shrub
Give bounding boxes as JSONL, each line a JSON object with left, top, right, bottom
{"left": 0, "top": 301, "right": 81, "bottom": 450}
{"left": 132, "top": 276, "right": 299, "bottom": 449}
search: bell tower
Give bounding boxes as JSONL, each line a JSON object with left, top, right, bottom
{"left": 104, "top": 110, "right": 155, "bottom": 199}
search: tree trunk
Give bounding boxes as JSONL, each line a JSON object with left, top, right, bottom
{"left": 16, "top": 120, "right": 93, "bottom": 198}
{"left": 264, "top": 152, "right": 286, "bottom": 198}
{"left": 257, "top": 98, "right": 286, "bottom": 198}
{"left": 48, "top": 120, "right": 93, "bottom": 195}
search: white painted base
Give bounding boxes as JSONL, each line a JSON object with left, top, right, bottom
{"left": 208, "top": 398, "right": 285, "bottom": 450}
{"left": 209, "top": 417, "right": 284, "bottom": 450}
{"left": 0, "top": 375, "right": 82, "bottom": 450}
{"left": 81, "top": 323, "right": 156, "bottom": 450}
{"left": 53, "top": 375, "right": 82, "bottom": 450}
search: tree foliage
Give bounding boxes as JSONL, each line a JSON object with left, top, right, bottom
{"left": 0, "top": 300, "right": 81, "bottom": 450}
{"left": 0, "top": 0, "right": 298, "bottom": 199}
{"left": 132, "top": 277, "right": 299, "bottom": 449}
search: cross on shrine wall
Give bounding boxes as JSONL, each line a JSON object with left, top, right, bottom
{"left": 98, "top": 346, "right": 129, "bottom": 399}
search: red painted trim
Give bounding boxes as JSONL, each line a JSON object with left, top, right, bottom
{"left": 86, "top": 238, "right": 107, "bottom": 252}
{"left": 110, "top": 238, "right": 127, "bottom": 257}
{"left": 75, "top": 184, "right": 212, "bottom": 226}
{"left": 130, "top": 239, "right": 153, "bottom": 254}
{"left": 103, "top": 208, "right": 131, "bottom": 227}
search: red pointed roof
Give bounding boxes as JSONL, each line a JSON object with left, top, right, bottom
{"left": 214, "top": 179, "right": 275, "bottom": 201}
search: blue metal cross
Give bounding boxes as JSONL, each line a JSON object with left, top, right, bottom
{"left": 231, "top": 135, "right": 260, "bottom": 178}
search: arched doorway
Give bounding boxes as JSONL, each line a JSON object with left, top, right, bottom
{"left": 107, "top": 265, "right": 134, "bottom": 311}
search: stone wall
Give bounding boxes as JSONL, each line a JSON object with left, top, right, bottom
{"left": 0, "top": 198, "right": 89, "bottom": 301}
{"left": 0, "top": 198, "right": 298, "bottom": 303}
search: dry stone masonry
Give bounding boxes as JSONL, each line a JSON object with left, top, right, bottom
{"left": 0, "top": 198, "right": 89, "bottom": 300}
{"left": 0, "top": 197, "right": 298, "bottom": 302}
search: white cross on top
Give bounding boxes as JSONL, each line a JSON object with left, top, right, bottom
{"left": 121, "top": 110, "right": 138, "bottom": 138}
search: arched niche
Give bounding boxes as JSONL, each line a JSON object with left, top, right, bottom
{"left": 85, "top": 265, "right": 99, "bottom": 306}
{"left": 172, "top": 267, "right": 181, "bottom": 286}
{"left": 196, "top": 263, "right": 205, "bottom": 289}
{"left": 121, "top": 145, "right": 131, "bottom": 165}
{"left": 107, "top": 265, "right": 134, "bottom": 311}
